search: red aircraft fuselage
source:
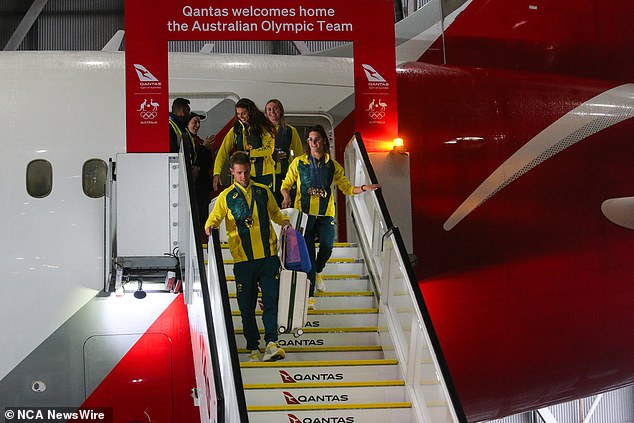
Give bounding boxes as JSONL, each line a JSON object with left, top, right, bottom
{"left": 400, "top": 0, "right": 634, "bottom": 420}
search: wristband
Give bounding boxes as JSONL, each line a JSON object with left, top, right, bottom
{"left": 361, "top": 185, "right": 366, "bottom": 191}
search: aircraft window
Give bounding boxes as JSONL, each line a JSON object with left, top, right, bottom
{"left": 26, "top": 159, "right": 53, "bottom": 198}
{"left": 82, "top": 159, "right": 108, "bottom": 198}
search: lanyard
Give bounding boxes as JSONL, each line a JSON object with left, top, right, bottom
{"left": 309, "top": 155, "right": 325, "bottom": 189}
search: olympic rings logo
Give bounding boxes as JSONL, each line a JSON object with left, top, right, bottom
{"left": 140, "top": 111, "right": 157, "bottom": 120}
{"left": 368, "top": 111, "right": 385, "bottom": 120}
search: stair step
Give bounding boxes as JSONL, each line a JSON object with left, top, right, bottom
{"left": 232, "top": 310, "right": 379, "bottom": 330}
{"left": 221, "top": 273, "right": 364, "bottom": 282}
{"left": 221, "top": 262, "right": 365, "bottom": 276}
{"left": 247, "top": 404, "right": 413, "bottom": 423}
{"left": 247, "top": 401, "right": 411, "bottom": 411}
{"left": 218, "top": 242, "right": 361, "bottom": 260}
{"left": 240, "top": 359, "right": 400, "bottom": 384}
{"left": 244, "top": 382, "right": 408, "bottom": 406}
{"left": 244, "top": 380, "right": 405, "bottom": 389}
{"left": 232, "top": 308, "right": 379, "bottom": 316}
{"left": 221, "top": 258, "right": 364, "bottom": 265}
{"left": 228, "top": 291, "right": 374, "bottom": 299}
{"left": 234, "top": 331, "right": 380, "bottom": 350}
{"left": 234, "top": 327, "right": 378, "bottom": 334}
{"left": 229, "top": 293, "right": 376, "bottom": 311}
{"left": 225, "top": 276, "right": 373, "bottom": 294}
{"left": 238, "top": 345, "right": 385, "bottom": 361}
{"left": 214, "top": 242, "right": 356, "bottom": 249}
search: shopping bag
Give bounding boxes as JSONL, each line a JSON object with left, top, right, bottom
{"left": 283, "top": 226, "right": 311, "bottom": 273}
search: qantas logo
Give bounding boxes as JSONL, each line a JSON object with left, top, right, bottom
{"left": 288, "top": 415, "right": 355, "bottom": 423}
{"left": 444, "top": 84, "right": 634, "bottom": 231}
{"left": 283, "top": 391, "right": 349, "bottom": 404}
{"left": 134, "top": 64, "right": 158, "bottom": 82}
{"left": 279, "top": 370, "right": 344, "bottom": 382}
{"left": 362, "top": 64, "right": 386, "bottom": 82}
{"left": 279, "top": 370, "right": 296, "bottom": 383}
{"left": 283, "top": 391, "right": 301, "bottom": 404}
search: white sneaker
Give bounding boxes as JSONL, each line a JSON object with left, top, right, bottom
{"left": 249, "top": 349, "right": 261, "bottom": 362}
{"left": 315, "top": 273, "right": 326, "bottom": 292}
{"left": 262, "top": 341, "right": 285, "bottom": 362}
{"left": 307, "top": 297, "right": 316, "bottom": 310}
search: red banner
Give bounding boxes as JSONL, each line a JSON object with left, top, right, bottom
{"left": 125, "top": 0, "right": 396, "bottom": 152}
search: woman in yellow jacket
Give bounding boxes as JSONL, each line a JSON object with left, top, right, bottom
{"left": 280, "top": 124, "right": 380, "bottom": 309}
{"left": 265, "top": 99, "right": 304, "bottom": 207}
{"left": 213, "top": 98, "right": 276, "bottom": 192}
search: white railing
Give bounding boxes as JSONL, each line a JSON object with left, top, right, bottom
{"left": 344, "top": 133, "right": 465, "bottom": 423}
{"left": 178, "top": 146, "right": 248, "bottom": 423}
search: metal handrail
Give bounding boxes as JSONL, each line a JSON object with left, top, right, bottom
{"left": 344, "top": 132, "right": 467, "bottom": 423}
{"left": 178, "top": 140, "right": 249, "bottom": 422}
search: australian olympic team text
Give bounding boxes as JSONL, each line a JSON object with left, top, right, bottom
{"left": 169, "top": 5, "right": 353, "bottom": 33}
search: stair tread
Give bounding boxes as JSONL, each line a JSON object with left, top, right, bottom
{"left": 235, "top": 326, "right": 378, "bottom": 334}
{"left": 228, "top": 291, "right": 373, "bottom": 299}
{"left": 223, "top": 273, "right": 365, "bottom": 281}
{"left": 238, "top": 345, "right": 382, "bottom": 353}
{"left": 241, "top": 358, "right": 398, "bottom": 368}
{"left": 222, "top": 257, "right": 363, "bottom": 264}
{"left": 232, "top": 308, "right": 379, "bottom": 316}
{"left": 213, "top": 242, "right": 357, "bottom": 249}
{"left": 247, "top": 402, "right": 412, "bottom": 411}
{"left": 244, "top": 380, "right": 405, "bottom": 389}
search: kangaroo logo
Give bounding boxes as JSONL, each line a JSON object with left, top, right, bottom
{"left": 279, "top": 370, "right": 296, "bottom": 383}
{"left": 134, "top": 64, "right": 159, "bottom": 82}
{"left": 283, "top": 391, "right": 301, "bottom": 405}
{"left": 287, "top": 414, "right": 302, "bottom": 423}
{"left": 366, "top": 98, "right": 388, "bottom": 120}
{"left": 362, "top": 64, "right": 386, "bottom": 82}
{"left": 138, "top": 98, "right": 158, "bottom": 120}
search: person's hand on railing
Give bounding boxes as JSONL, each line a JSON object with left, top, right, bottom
{"left": 353, "top": 183, "right": 381, "bottom": 194}
{"left": 205, "top": 224, "right": 217, "bottom": 236}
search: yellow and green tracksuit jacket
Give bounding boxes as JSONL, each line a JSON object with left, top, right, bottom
{"left": 213, "top": 120, "right": 275, "bottom": 181}
{"left": 205, "top": 181, "right": 288, "bottom": 263}
{"left": 281, "top": 153, "right": 354, "bottom": 217}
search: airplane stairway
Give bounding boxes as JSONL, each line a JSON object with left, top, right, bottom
{"left": 221, "top": 241, "right": 415, "bottom": 422}
{"left": 196, "top": 133, "right": 465, "bottom": 422}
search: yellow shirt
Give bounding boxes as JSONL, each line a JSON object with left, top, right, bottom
{"left": 281, "top": 153, "right": 354, "bottom": 217}
{"left": 213, "top": 121, "right": 275, "bottom": 178}
{"left": 205, "top": 181, "right": 288, "bottom": 263}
